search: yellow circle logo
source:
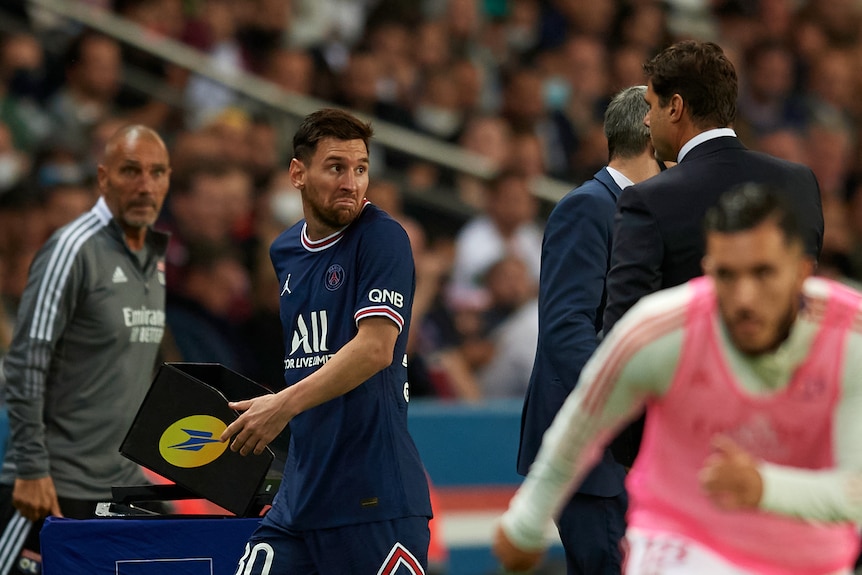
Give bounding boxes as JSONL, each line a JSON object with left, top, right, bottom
{"left": 158, "top": 415, "right": 229, "bottom": 468}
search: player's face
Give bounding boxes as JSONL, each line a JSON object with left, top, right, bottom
{"left": 703, "top": 220, "right": 813, "bottom": 356}
{"left": 643, "top": 82, "right": 674, "bottom": 163}
{"left": 290, "top": 137, "right": 369, "bottom": 238}
{"left": 98, "top": 134, "right": 171, "bottom": 231}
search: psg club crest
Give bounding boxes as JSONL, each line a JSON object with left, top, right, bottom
{"left": 325, "top": 264, "right": 345, "bottom": 291}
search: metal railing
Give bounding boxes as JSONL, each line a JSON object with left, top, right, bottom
{"left": 25, "top": 0, "right": 576, "bottom": 204}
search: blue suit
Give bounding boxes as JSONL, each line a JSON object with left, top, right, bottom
{"left": 518, "top": 168, "right": 627, "bottom": 574}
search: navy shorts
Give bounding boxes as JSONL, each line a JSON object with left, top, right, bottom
{"left": 233, "top": 515, "right": 430, "bottom": 575}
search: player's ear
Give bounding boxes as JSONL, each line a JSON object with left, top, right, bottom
{"left": 289, "top": 157, "right": 305, "bottom": 191}
{"left": 669, "top": 93, "right": 684, "bottom": 122}
{"left": 702, "top": 255, "right": 713, "bottom": 276}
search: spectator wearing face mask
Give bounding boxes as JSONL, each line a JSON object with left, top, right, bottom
{"left": 499, "top": 65, "right": 578, "bottom": 180}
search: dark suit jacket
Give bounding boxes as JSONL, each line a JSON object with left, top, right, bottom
{"left": 602, "top": 135, "right": 824, "bottom": 465}
{"left": 518, "top": 168, "right": 627, "bottom": 497}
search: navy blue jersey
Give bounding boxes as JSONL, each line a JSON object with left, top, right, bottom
{"left": 266, "top": 202, "right": 432, "bottom": 530}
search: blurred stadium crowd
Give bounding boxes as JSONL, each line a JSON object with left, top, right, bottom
{"left": 1, "top": 0, "right": 862, "bottom": 401}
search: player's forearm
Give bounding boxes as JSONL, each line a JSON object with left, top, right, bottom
{"left": 759, "top": 463, "right": 862, "bottom": 523}
{"left": 285, "top": 327, "right": 394, "bottom": 416}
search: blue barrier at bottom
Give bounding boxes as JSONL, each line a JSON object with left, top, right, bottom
{"left": 41, "top": 515, "right": 565, "bottom": 575}
{"left": 41, "top": 516, "right": 260, "bottom": 575}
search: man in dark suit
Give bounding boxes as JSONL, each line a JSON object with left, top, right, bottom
{"left": 602, "top": 40, "right": 824, "bottom": 466}
{"left": 517, "top": 86, "right": 664, "bottom": 575}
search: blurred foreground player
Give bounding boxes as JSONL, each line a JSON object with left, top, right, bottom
{"left": 222, "top": 108, "right": 431, "bottom": 574}
{"left": 495, "top": 183, "right": 862, "bottom": 574}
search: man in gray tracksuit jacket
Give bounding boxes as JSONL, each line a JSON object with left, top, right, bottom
{"left": 0, "top": 125, "right": 171, "bottom": 574}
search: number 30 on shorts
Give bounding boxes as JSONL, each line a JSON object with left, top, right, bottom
{"left": 234, "top": 542, "right": 275, "bottom": 575}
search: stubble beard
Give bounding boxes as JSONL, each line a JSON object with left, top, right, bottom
{"left": 119, "top": 196, "right": 159, "bottom": 229}
{"left": 122, "top": 209, "right": 157, "bottom": 229}
{"left": 122, "top": 207, "right": 158, "bottom": 230}
{"left": 729, "top": 305, "right": 796, "bottom": 356}
{"left": 312, "top": 202, "right": 359, "bottom": 230}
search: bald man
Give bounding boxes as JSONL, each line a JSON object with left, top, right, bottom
{"left": 0, "top": 125, "right": 171, "bottom": 574}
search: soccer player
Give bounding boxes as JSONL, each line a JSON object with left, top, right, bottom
{"left": 221, "top": 108, "right": 431, "bottom": 574}
{"left": 494, "top": 182, "right": 862, "bottom": 574}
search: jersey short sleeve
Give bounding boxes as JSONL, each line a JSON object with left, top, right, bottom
{"left": 353, "top": 216, "right": 414, "bottom": 333}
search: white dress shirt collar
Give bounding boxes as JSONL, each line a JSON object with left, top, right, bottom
{"left": 606, "top": 166, "right": 635, "bottom": 190}
{"left": 678, "top": 127, "right": 737, "bottom": 162}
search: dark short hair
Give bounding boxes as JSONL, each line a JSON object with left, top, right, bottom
{"left": 292, "top": 108, "right": 373, "bottom": 164}
{"left": 604, "top": 85, "right": 650, "bottom": 161}
{"left": 704, "top": 182, "right": 802, "bottom": 246}
{"left": 644, "top": 40, "right": 737, "bottom": 128}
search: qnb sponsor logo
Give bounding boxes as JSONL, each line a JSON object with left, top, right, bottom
{"left": 368, "top": 288, "right": 404, "bottom": 308}
{"left": 159, "top": 415, "right": 229, "bottom": 468}
{"left": 289, "top": 310, "right": 329, "bottom": 355}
